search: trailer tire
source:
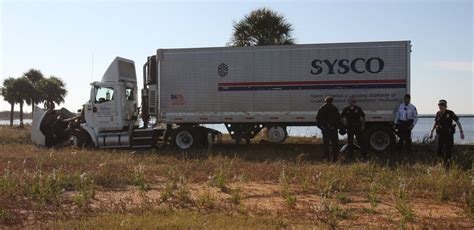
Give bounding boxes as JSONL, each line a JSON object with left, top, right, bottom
{"left": 365, "top": 126, "right": 395, "bottom": 152}
{"left": 266, "top": 125, "right": 288, "bottom": 143}
{"left": 172, "top": 127, "right": 197, "bottom": 150}
{"left": 69, "top": 129, "right": 91, "bottom": 147}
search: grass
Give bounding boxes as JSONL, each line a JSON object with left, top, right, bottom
{"left": 47, "top": 209, "right": 285, "bottom": 229}
{"left": 0, "top": 125, "right": 473, "bottom": 228}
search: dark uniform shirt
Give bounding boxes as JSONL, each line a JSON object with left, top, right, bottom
{"left": 340, "top": 106, "right": 365, "bottom": 129}
{"left": 435, "top": 110, "right": 459, "bottom": 135}
{"left": 316, "top": 103, "right": 340, "bottom": 130}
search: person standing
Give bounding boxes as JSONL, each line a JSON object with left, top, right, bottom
{"left": 393, "top": 94, "right": 418, "bottom": 153}
{"left": 340, "top": 96, "right": 367, "bottom": 160}
{"left": 316, "top": 96, "right": 341, "bottom": 162}
{"left": 429, "top": 99, "right": 465, "bottom": 168}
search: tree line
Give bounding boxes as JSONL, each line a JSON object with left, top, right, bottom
{"left": 1, "top": 69, "right": 67, "bottom": 127}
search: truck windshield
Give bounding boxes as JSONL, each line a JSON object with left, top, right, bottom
{"left": 95, "top": 87, "right": 114, "bottom": 103}
{"left": 126, "top": 88, "right": 134, "bottom": 101}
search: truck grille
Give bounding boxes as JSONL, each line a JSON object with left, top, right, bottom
{"left": 149, "top": 90, "right": 156, "bottom": 114}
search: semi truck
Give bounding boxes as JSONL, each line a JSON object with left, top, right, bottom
{"left": 31, "top": 40, "right": 411, "bottom": 151}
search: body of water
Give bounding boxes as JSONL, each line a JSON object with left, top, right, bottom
{"left": 2, "top": 118, "right": 473, "bottom": 144}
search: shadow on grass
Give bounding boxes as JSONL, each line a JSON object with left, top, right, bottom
{"left": 139, "top": 142, "right": 473, "bottom": 170}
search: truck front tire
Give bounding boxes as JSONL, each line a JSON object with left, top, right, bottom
{"left": 365, "top": 126, "right": 395, "bottom": 152}
{"left": 69, "top": 129, "right": 91, "bottom": 147}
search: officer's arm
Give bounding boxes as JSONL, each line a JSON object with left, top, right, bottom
{"left": 456, "top": 120, "right": 463, "bottom": 133}
{"left": 360, "top": 108, "right": 366, "bottom": 128}
{"left": 316, "top": 109, "right": 322, "bottom": 126}
{"left": 430, "top": 118, "right": 436, "bottom": 132}
{"left": 340, "top": 108, "right": 346, "bottom": 119}
{"left": 430, "top": 120, "right": 437, "bottom": 135}
{"left": 412, "top": 105, "right": 418, "bottom": 127}
{"left": 453, "top": 112, "right": 463, "bottom": 134}
{"left": 394, "top": 105, "right": 400, "bottom": 124}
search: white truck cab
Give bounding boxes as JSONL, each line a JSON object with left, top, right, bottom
{"left": 32, "top": 57, "right": 160, "bottom": 148}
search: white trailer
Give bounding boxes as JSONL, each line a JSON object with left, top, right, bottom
{"left": 142, "top": 41, "right": 411, "bottom": 150}
{"left": 32, "top": 41, "right": 411, "bottom": 151}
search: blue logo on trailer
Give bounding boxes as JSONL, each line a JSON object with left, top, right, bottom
{"left": 218, "top": 63, "right": 229, "bottom": 77}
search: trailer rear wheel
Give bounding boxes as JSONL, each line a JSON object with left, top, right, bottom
{"left": 365, "top": 126, "right": 395, "bottom": 152}
{"left": 173, "top": 128, "right": 196, "bottom": 150}
{"left": 266, "top": 125, "right": 288, "bottom": 143}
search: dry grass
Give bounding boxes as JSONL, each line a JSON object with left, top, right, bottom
{"left": 0, "top": 125, "right": 472, "bottom": 228}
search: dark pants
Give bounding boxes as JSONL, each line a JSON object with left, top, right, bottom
{"left": 347, "top": 127, "right": 366, "bottom": 158}
{"left": 322, "top": 129, "right": 339, "bottom": 162}
{"left": 397, "top": 120, "right": 413, "bottom": 153}
{"left": 437, "top": 131, "right": 454, "bottom": 167}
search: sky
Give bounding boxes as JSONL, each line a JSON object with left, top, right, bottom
{"left": 1, "top": 0, "right": 473, "bottom": 114}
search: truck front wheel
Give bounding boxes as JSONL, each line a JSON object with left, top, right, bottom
{"left": 69, "top": 129, "right": 91, "bottom": 147}
{"left": 365, "top": 126, "right": 395, "bottom": 152}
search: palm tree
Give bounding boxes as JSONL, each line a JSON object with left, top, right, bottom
{"left": 1, "top": 77, "right": 16, "bottom": 126}
{"left": 11, "top": 77, "right": 34, "bottom": 127}
{"left": 37, "top": 76, "right": 67, "bottom": 110}
{"left": 230, "top": 8, "right": 294, "bottom": 47}
{"left": 23, "top": 69, "right": 44, "bottom": 113}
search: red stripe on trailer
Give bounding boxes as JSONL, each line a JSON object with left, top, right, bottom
{"left": 295, "top": 117, "right": 305, "bottom": 120}
{"left": 199, "top": 118, "right": 208, "bottom": 120}
{"left": 270, "top": 117, "right": 279, "bottom": 120}
{"left": 218, "top": 79, "right": 406, "bottom": 87}
{"left": 224, "top": 117, "right": 233, "bottom": 120}
{"left": 245, "top": 117, "right": 254, "bottom": 120}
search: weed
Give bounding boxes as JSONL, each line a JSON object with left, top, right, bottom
{"left": 176, "top": 176, "right": 193, "bottom": 206}
{"left": 336, "top": 192, "right": 351, "bottom": 204}
{"left": 461, "top": 191, "right": 473, "bottom": 217}
{"left": 434, "top": 166, "right": 470, "bottom": 202}
{"left": 279, "top": 167, "right": 297, "bottom": 208}
{"left": 196, "top": 187, "right": 216, "bottom": 210}
{"left": 313, "top": 197, "right": 349, "bottom": 229}
{"left": 230, "top": 186, "right": 242, "bottom": 205}
{"left": 368, "top": 181, "right": 380, "bottom": 210}
{"left": 0, "top": 208, "right": 11, "bottom": 223}
{"left": 160, "top": 171, "right": 193, "bottom": 208}
{"left": 392, "top": 179, "right": 414, "bottom": 225}
{"left": 296, "top": 166, "right": 313, "bottom": 192}
{"left": 72, "top": 173, "right": 95, "bottom": 211}
{"left": 209, "top": 165, "right": 229, "bottom": 192}
{"left": 133, "top": 163, "right": 150, "bottom": 192}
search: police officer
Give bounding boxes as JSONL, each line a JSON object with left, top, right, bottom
{"left": 394, "top": 94, "right": 418, "bottom": 153}
{"left": 316, "top": 96, "right": 341, "bottom": 162}
{"left": 340, "top": 96, "right": 367, "bottom": 160}
{"left": 429, "top": 100, "right": 465, "bottom": 168}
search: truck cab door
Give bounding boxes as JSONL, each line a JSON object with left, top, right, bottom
{"left": 91, "top": 85, "right": 119, "bottom": 130}
{"left": 123, "top": 84, "right": 138, "bottom": 126}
